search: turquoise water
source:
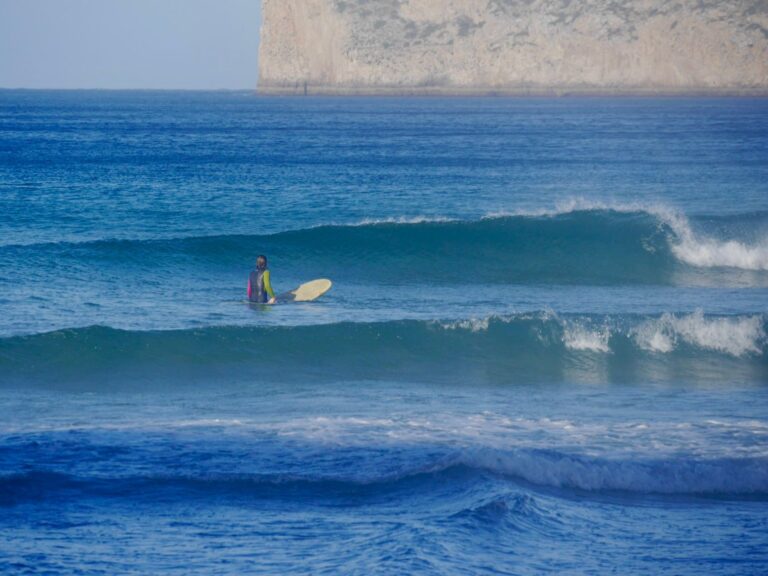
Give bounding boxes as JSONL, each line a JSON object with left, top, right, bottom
{"left": 1, "top": 91, "right": 767, "bottom": 574}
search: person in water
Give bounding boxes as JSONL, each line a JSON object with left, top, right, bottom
{"left": 248, "top": 255, "right": 276, "bottom": 304}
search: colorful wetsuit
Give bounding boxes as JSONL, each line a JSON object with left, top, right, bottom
{"left": 248, "top": 268, "right": 275, "bottom": 303}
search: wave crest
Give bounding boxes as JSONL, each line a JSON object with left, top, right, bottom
{"left": 3, "top": 452, "right": 765, "bottom": 499}
{"left": 4, "top": 203, "right": 768, "bottom": 286}
{"left": 1, "top": 312, "right": 764, "bottom": 387}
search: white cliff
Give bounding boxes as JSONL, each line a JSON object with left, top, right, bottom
{"left": 258, "top": 0, "right": 768, "bottom": 95}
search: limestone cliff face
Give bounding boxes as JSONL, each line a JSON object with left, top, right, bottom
{"left": 258, "top": 0, "right": 768, "bottom": 95}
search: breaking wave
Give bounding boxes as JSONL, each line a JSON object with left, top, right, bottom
{"left": 2, "top": 452, "right": 765, "bottom": 501}
{"left": 3, "top": 204, "right": 768, "bottom": 286}
{"left": 1, "top": 312, "right": 764, "bottom": 387}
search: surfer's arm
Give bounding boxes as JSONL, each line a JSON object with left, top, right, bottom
{"left": 264, "top": 270, "right": 276, "bottom": 302}
{"left": 247, "top": 278, "right": 253, "bottom": 300}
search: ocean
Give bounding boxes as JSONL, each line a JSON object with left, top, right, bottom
{"left": 0, "top": 91, "right": 767, "bottom": 575}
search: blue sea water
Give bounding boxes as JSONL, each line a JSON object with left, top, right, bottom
{"left": 1, "top": 90, "right": 767, "bottom": 574}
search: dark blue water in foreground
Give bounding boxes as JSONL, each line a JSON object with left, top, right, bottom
{"left": 1, "top": 91, "right": 767, "bottom": 575}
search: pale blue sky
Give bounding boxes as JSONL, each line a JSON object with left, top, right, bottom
{"left": 0, "top": 0, "right": 261, "bottom": 89}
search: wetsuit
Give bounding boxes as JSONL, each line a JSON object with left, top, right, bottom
{"left": 247, "top": 268, "right": 275, "bottom": 303}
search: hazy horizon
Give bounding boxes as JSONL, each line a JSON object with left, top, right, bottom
{"left": 0, "top": 0, "right": 261, "bottom": 90}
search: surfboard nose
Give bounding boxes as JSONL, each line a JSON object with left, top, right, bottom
{"left": 280, "top": 279, "right": 333, "bottom": 302}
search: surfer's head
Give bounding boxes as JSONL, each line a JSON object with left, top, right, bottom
{"left": 256, "top": 255, "right": 268, "bottom": 270}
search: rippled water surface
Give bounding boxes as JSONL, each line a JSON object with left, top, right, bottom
{"left": 1, "top": 92, "right": 767, "bottom": 574}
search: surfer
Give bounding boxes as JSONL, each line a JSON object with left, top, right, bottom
{"left": 247, "top": 255, "right": 276, "bottom": 304}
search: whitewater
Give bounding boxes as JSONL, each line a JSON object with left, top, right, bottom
{"left": 0, "top": 92, "right": 767, "bottom": 575}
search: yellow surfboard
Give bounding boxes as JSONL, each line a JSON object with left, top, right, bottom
{"left": 277, "top": 279, "right": 332, "bottom": 303}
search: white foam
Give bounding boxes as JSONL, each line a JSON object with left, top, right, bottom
{"left": 480, "top": 197, "right": 662, "bottom": 220}
{"left": 436, "top": 312, "right": 549, "bottom": 333}
{"left": 633, "top": 310, "right": 766, "bottom": 357}
{"left": 562, "top": 323, "right": 611, "bottom": 353}
{"left": 437, "top": 317, "right": 491, "bottom": 332}
{"left": 433, "top": 310, "right": 766, "bottom": 357}
{"left": 674, "top": 238, "right": 768, "bottom": 270}
{"left": 551, "top": 199, "right": 768, "bottom": 271}
{"left": 352, "top": 215, "right": 457, "bottom": 226}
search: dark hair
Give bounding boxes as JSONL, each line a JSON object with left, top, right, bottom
{"left": 256, "top": 255, "right": 268, "bottom": 270}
